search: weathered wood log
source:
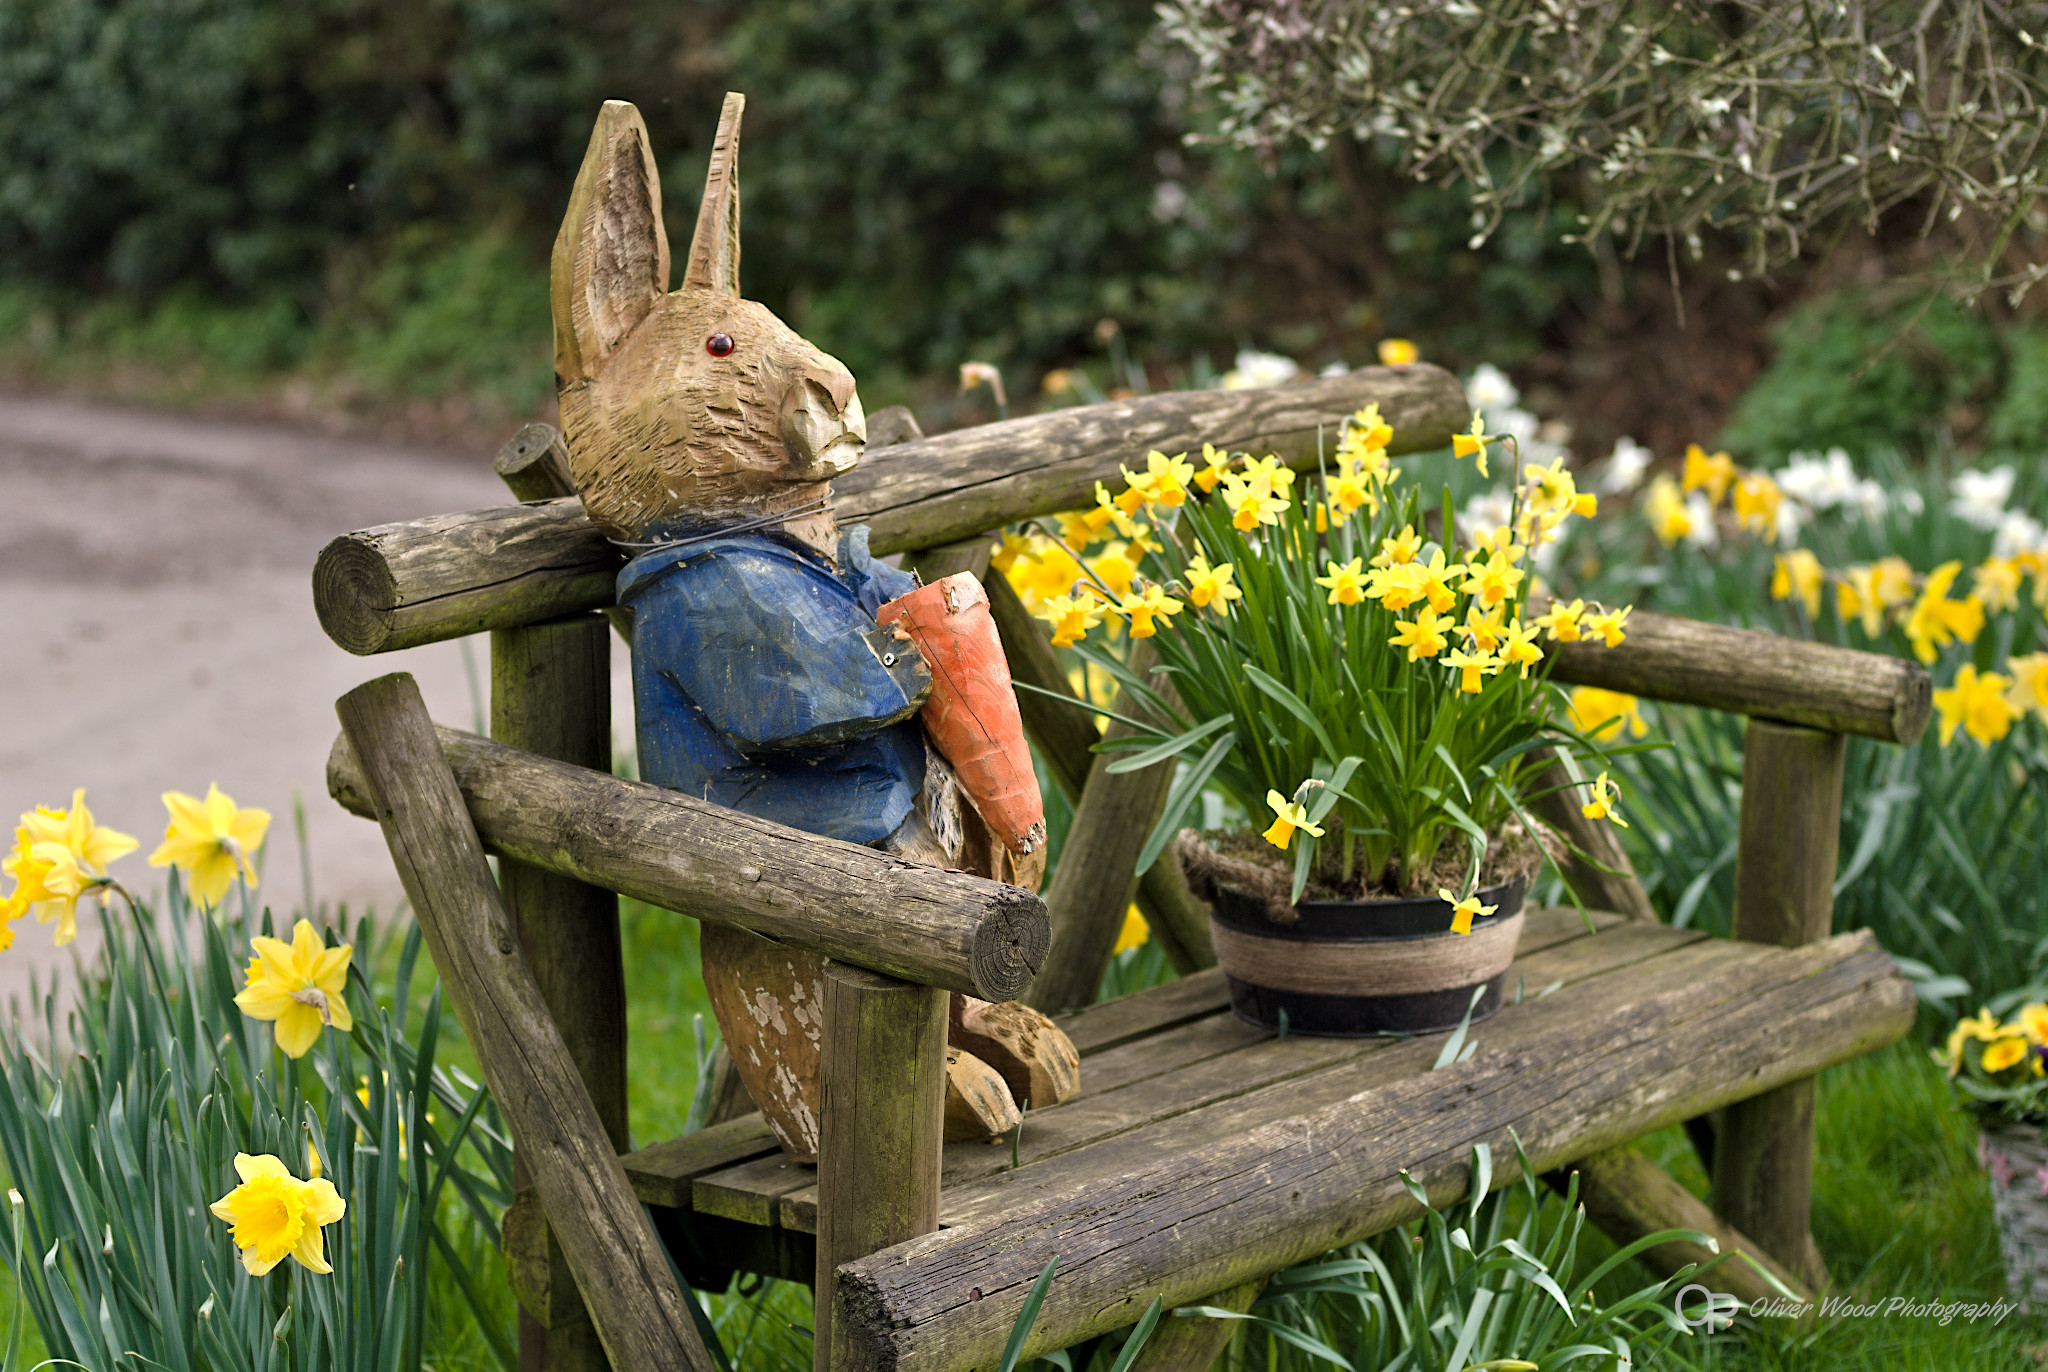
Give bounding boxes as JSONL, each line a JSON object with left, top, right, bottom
{"left": 830, "top": 930, "right": 1913, "bottom": 1370}
{"left": 496, "top": 422, "right": 579, "bottom": 503}
{"left": 1547, "top": 609, "right": 1930, "bottom": 745}
{"left": 490, "top": 615, "right": 624, "bottom": 1372}
{"left": 1713, "top": 720, "right": 1846, "bottom": 1293}
{"left": 944, "top": 1048, "right": 1023, "bottom": 1142}
{"left": 817, "top": 964, "right": 948, "bottom": 1372}
{"left": 1125, "top": 1279, "right": 1264, "bottom": 1372}
{"left": 1559, "top": 1145, "right": 1809, "bottom": 1308}
{"left": 983, "top": 573, "right": 1214, "bottom": 973}
{"left": 1027, "top": 642, "right": 1180, "bottom": 1013}
{"left": 1526, "top": 747, "right": 1658, "bottom": 922}
{"left": 327, "top": 722, "right": 1047, "bottom": 1000}
{"left": 335, "top": 672, "right": 715, "bottom": 1372}
{"left": 700, "top": 922, "right": 830, "bottom": 1161}
{"left": 312, "top": 366, "right": 1463, "bottom": 655}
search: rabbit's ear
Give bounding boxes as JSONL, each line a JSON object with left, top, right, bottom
{"left": 681, "top": 91, "right": 744, "bottom": 297}
{"left": 552, "top": 100, "right": 670, "bottom": 387}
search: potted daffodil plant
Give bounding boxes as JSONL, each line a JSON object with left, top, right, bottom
{"left": 1020, "top": 404, "right": 1632, "bottom": 1036}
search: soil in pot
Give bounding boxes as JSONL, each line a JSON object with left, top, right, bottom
{"left": 1179, "top": 823, "right": 1544, "bottom": 1038}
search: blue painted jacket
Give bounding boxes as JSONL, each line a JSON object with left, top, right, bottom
{"left": 617, "top": 524, "right": 930, "bottom": 845}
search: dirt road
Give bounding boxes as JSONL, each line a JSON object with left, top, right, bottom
{"left": 0, "top": 394, "right": 634, "bottom": 1004}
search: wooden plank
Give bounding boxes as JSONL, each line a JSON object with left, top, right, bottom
{"left": 1029, "top": 641, "right": 1179, "bottom": 1012}
{"left": 933, "top": 935, "right": 1769, "bottom": 1237}
{"left": 775, "top": 918, "right": 1697, "bottom": 1233}
{"left": 817, "top": 966, "right": 949, "bottom": 1372}
{"left": 695, "top": 1153, "right": 818, "bottom": 1227}
{"left": 491, "top": 615, "right": 622, "bottom": 1372}
{"left": 1562, "top": 1144, "right": 1809, "bottom": 1307}
{"left": 1547, "top": 608, "right": 1930, "bottom": 745}
{"left": 312, "top": 367, "right": 1464, "bottom": 656}
{"left": 832, "top": 931, "right": 1914, "bottom": 1371}
{"left": 335, "top": 672, "right": 716, "bottom": 1372}
{"left": 1713, "top": 719, "right": 1847, "bottom": 1293}
{"left": 328, "top": 723, "right": 1048, "bottom": 1000}
{"left": 1059, "top": 969, "right": 1230, "bottom": 1057}
{"left": 623, "top": 1113, "right": 781, "bottom": 1209}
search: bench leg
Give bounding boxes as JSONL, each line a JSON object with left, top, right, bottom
{"left": 492, "top": 617, "right": 629, "bottom": 1372}
{"left": 1123, "top": 1278, "right": 1264, "bottom": 1372}
{"left": 1712, "top": 719, "right": 1844, "bottom": 1292}
{"left": 817, "top": 965, "right": 948, "bottom": 1372}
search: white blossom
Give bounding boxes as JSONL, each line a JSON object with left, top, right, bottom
{"left": 1683, "top": 492, "right": 1719, "bottom": 548}
{"left": 1466, "top": 363, "right": 1521, "bottom": 414}
{"left": 1775, "top": 448, "right": 1861, "bottom": 511}
{"left": 1456, "top": 487, "right": 1513, "bottom": 540}
{"left": 1599, "top": 436, "right": 1653, "bottom": 493}
{"left": 1220, "top": 350, "right": 1301, "bottom": 390}
{"left": 1994, "top": 510, "right": 2048, "bottom": 560}
{"left": 1950, "top": 464, "right": 2017, "bottom": 530}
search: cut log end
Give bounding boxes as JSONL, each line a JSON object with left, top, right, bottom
{"left": 968, "top": 886, "right": 1052, "bottom": 1002}
{"left": 313, "top": 534, "right": 400, "bottom": 656}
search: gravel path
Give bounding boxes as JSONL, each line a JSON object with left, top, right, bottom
{"left": 0, "top": 394, "right": 634, "bottom": 1006}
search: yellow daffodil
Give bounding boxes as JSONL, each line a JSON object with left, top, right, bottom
{"left": 1244, "top": 455, "right": 1297, "bottom": 493}
{"left": 1366, "top": 562, "right": 1425, "bottom": 612}
{"left": 1119, "top": 584, "right": 1183, "bottom": 638}
{"left": 1732, "top": 472, "right": 1782, "bottom": 535}
{"left": 1056, "top": 509, "right": 1103, "bottom": 551}
{"left": 1984, "top": 1036, "right": 2031, "bottom": 1074}
{"left": 1581, "top": 771, "right": 1627, "bottom": 827}
{"left": 1452, "top": 410, "right": 1491, "bottom": 478}
{"left": 1535, "top": 599, "right": 1587, "bottom": 643}
{"left": 2005, "top": 652, "right": 2048, "bottom": 723}
{"left": 1262, "top": 789, "right": 1325, "bottom": 850}
{"left": 1498, "top": 616, "right": 1545, "bottom": 677}
{"left": 210, "top": 1152, "right": 346, "bottom": 1277}
{"left": 1903, "top": 562, "right": 1985, "bottom": 665}
{"left": 1391, "top": 607, "right": 1451, "bottom": 660}
{"left": 2018, "top": 1003, "right": 2048, "bottom": 1045}
{"left": 1192, "top": 443, "right": 1232, "bottom": 494}
{"left": 1771, "top": 550, "right": 1824, "bottom": 619}
{"left": 1471, "top": 525, "right": 1525, "bottom": 563}
{"left": 988, "top": 531, "right": 1033, "bottom": 575}
{"left": 1378, "top": 339, "right": 1418, "bottom": 367}
{"left": 5, "top": 791, "right": 137, "bottom": 946}
{"left": 1374, "top": 525, "right": 1423, "bottom": 568}
{"left": 1182, "top": 555, "right": 1242, "bottom": 613}
{"left": 1326, "top": 467, "right": 1376, "bottom": 520}
{"left": 1523, "top": 458, "right": 1585, "bottom": 518}
{"left": 148, "top": 785, "right": 269, "bottom": 908}
{"left": 1836, "top": 563, "right": 1890, "bottom": 637}
{"left": 1570, "top": 687, "right": 1647, "bottom": 740}
{"left": 1041, "top": 592, "right": 1104, "bottom": 648}
{"left": 1948, "top": 1007, "right": 2003, "bottom": 1073}
{"left": 1126, "top": 450, "right": 1195, "bottom": 509}
{"left": 1415, "top": 549, "right": 1464, "bottom": 614}
{"left": 1680, "top": 444, "right": 1736, "bottom": 505}
{"left": 1347, "top": 402, "right": 1394, "bottom": 450}
{"left": 1089, "top": 542, "right": 1141, "bottom": 600}
{"left": 1933, "top": 663, "right": 2019, "bottom": 747}
{"left": 1316, "top": 557, "right": 1370, "bottom": 606}
{"left": 1220, "top": 473, "right": 1289, "bottom": 531}
{"left": 1582, "top": 605, "right": 1631, "bottom": 647}
{"left": 1461, "top": 603, "right": 1507, "bottom": 652}
{"left": 1113, "top": 905, "right": 1150, "bottom": 954}
{"left": 235, "top": 919, "right": 356, "bottom": 1058}
{"left": 1442, "top": 646, "right": 1499, "bottom": 694}
{"left": 1437, "top": 887, "right": 1498, "bottom": 936}
{"left": 1465, "top": 551, "right": 1525, "bottom": 608}
{"left": 1644, "top": 475, "right": 1693, "bottom": 546}
{"left": 1973, "top": 557, "right": 2022, "bottom": 614}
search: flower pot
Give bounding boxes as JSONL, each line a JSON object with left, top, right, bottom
{"left": 1206, "top": 875, "right": 1529, "bottom": 1037}
{"left": 1983, "top": 1123, "right": 2048, "bottom": 1306}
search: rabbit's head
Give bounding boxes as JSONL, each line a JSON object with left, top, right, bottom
{"left": 551, "top": 95, "right": 864, "bottom": 553}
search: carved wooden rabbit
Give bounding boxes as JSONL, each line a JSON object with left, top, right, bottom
{"left": 551, "top": 94, "right": 1074, "bottom": 1161}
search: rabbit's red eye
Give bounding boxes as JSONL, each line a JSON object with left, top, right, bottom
{"left": 706, "top": 333, "right": 735, "bottom": 357}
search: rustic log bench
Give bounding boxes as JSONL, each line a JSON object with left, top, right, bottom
{"left": 314, "top": 366, "right": 1928, "bottom": 1372}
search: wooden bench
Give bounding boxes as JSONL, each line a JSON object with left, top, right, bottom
{"left": 314, "top": 367, "right": 1927, "bottom": 1372}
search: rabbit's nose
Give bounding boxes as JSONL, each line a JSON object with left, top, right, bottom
{"left": 812, "top": 362, "right": 857, "bottom": 418}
